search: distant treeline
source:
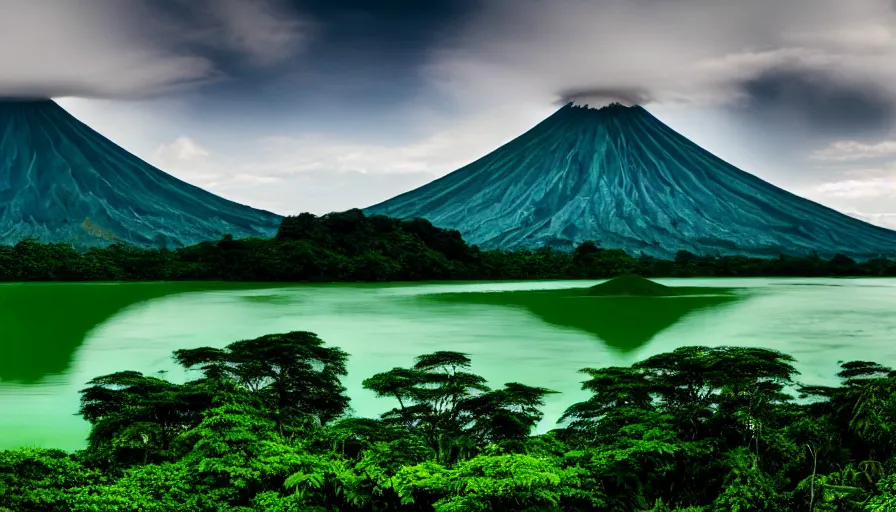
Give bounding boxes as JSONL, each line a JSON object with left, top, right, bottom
{"left": 1, "top": 209, "right": 895, "bottom": 281}
{"left": 3, "top": 332, "right": 896, "bottom": 510}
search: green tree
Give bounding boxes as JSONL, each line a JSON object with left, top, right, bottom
{"left": 174, "top": 331, "right": 350, "bottom": 430}
{"left": 174, "top": 401, "right": 309, "bottom": 510}
{"left": 77, "top": 371, "right": 212, "bottom": 468}
{"left": 364, "top": 351, "right": 555, "bottom": 464}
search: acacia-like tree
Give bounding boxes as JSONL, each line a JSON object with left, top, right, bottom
{"left": 174, "top": 331, "right": 350, "bottom": 429}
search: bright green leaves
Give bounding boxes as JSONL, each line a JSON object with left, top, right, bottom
{"left": 394, "top": 453, "right": 602, "bottom": 512}
{"left": 0, "top": 448, "right": 96, "bottom": 512}
{"left": 711, "top": 449, "right": 784, "bottom": 512}
{"left": 866, "top": 472, "right": 896, "bottom": 511}
{"left": 177, "top": 403, "right": 309, "bottom": 509}
{"left": 67, "top": 462, "right": 194, "bottom": 512}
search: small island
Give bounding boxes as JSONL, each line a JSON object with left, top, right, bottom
{"left": 423, "top": 274, "right": 744, "bottom": 353}
{"left": 587, "top": 274, "right": 738, "bottom": 297}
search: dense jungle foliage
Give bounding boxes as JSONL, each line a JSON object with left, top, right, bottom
{"left": 2, "top": 331, "right": 896, "bottom": 511}
{"left": 1, "top": 209, "right": 895, "bottom": 281}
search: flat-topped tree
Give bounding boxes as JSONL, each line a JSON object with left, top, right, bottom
{"left": 174, "top": 331, "right": 350, "bottom": 429}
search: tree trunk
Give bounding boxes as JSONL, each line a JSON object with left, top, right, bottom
{"left": 807, "top": 444, "right": 817, "bottom": 512}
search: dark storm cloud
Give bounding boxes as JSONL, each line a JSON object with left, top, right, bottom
{"left": 297, "top": 0, "right": 480, "bottom": 49}
{"left": 0, "top": 0, "right": 311, "bottom": 99}
{"left": 233, "top": 0, "right": 482, "bottom": 93}
{"left": 426, "top": 0, "right": 896, "bottom": 131}
{"left": 9, "top": 0, "right": 896, "bottom": 158}
{"left": 0, "top": 0, "right": 483, "bottom": 101}
{"left": 157, "top": 0, "right": 481, "bottom": 76}
{"left": 736, "top": 67, "right": 896, "bottom": 137}
{"left": 180, "top": 0, "right": 486, "bottom": 131}
{"left": 557, "top": 87, "right": 654, "bottom": 107}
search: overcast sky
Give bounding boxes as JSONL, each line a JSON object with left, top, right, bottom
{"left": 2, "top": 0, "right": 896, "bottom": 228}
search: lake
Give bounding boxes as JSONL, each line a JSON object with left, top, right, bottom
{"left": 2, "top": 277, "right": 896, "bottom": 451}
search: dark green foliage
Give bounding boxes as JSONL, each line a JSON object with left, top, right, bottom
{"left": 4, "top": 331, "right": 896, "bottom": 510}
{"left": 588, "top": 273, "right": 678, "bottom": 296}
{"left": 362, "top": 350, "right": 556, "bottom": 464}
{"left": 77, "top": 371, "right": 214, "bottom": 468}
{"left": 587, "top": 274, "right": 737, "bottom": 297}
{"left": 174, "top": 331, "right": 350, "bottom": 428}
{"left": 2, "top": 210, "right": 896, "bottom": 282}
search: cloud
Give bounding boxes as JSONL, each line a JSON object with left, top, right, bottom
{"left": 812, "top": 140, "right": 896, "bottom": 161}
{"left": 153, "top": 137, "right": 231, "bottom": 184}
{"left": 814, "top": 177, "right": 896, "bottom": 199}
{"left": 783, "top": 23, "right": 896, "bottom": 52}
{"left": 55, "top": 96, "right": 192, "bottom": 154}
{"left": 424, "top": 0, "right": 896, "bottom": 132}
{"left": 153, "top": 136, "right": 286, "bottom": 189}
{"left": 0, "top": 0, "right": 311, "bottom": 99}
{"left": 800, "top": 162, "right": 896, "bottom": 229}
{"left": 155, "top": 103, "right": 545, "bottom": 178}
{"left": 253, "top": 132, "right": 489, "bottom": 177}
{"left": 149, "top": 134, "right": 445, "bottom": 215}
{"left": 847, "top": 212, "right": 896, "bottom": 230}
{"left": 807, "top": 158, "right": 896, "bottom": 196}
{"left": 213, "top": 0, "right": 309, "bottom": 63}
{"left": 249, "top": 101, "right": 553, "bottom": 178}
{"left": 139, "top": 101, "right": 554, "bottom": 213}
{"left": 798, "top": 161, "right": 896, "bottom": 227}
{"left": 557, "top": 87, "right": 653, "bottom": 107}
{"left": 27, "top": 0, "right": 896, "bottom": 222}
{"left": 735, "top": 67, "right": 896, "bottom": 137}
{"left": 156, "top": 137, "right": 211, "bottom": 161}
{"left": 174, "top": 0, "right": 313, "bottom": 66}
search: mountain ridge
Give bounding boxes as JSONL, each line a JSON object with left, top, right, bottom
{"left": 365, "top": 102, "right": 896, "bottom": 259}
{"left": 0, "top": 100, "right": 282, "bottom": 249}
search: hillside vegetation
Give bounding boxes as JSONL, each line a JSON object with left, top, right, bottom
{"left": 1, "top": 209, "right": 895, "bottom": 281}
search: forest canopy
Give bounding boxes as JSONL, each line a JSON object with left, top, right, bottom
{"left": 2, "top": 331, "right": 896, "bottom": 511}
{"left": 0, "top": 209, "right": 894, "bottom": 282}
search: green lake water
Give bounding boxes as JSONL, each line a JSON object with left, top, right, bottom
{"left": 2, "top": 278, "right": 896, "bottom": 451}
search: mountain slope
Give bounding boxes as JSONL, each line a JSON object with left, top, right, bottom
{"left": 0, "top": 100, "right": 282, "bottom": 248}
{"left": 365, "top": 103, "right": 896, "bottom": 259}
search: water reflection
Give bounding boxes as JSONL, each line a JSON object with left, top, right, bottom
{"left": 420, "top": 288, "right": 745, "bottom": 352}
{"left": 0, "top": 282, "right": 287, "bottom": 383}
{"left": 4, "top": 278, "right": 894, "bottom": 452}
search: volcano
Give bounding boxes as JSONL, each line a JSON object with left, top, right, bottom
{"left": 0, "top": 99, "right": 281, "bottom": 248}
{"left": 366, "top": 103, "right": 896, "bottom": 259}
